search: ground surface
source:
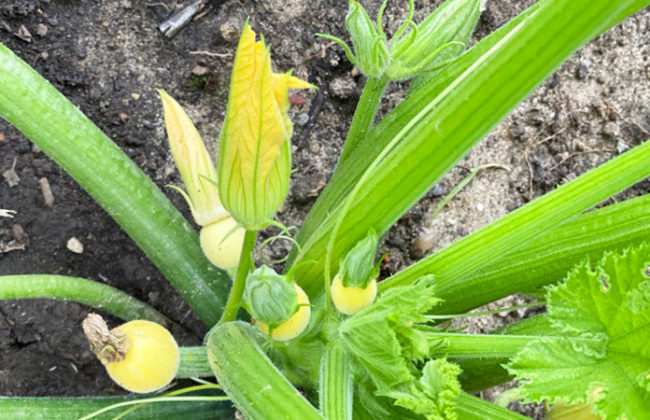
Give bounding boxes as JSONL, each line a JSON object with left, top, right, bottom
{"left": 0, "top": 0, "right": 649, "bottom": 417}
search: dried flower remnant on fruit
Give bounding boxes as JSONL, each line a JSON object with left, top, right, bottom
{"left": 217, "top": 22, "right": 314, "bottom": 230}
{"left": 82, "top": 313, "right": 179, "bottom": 394}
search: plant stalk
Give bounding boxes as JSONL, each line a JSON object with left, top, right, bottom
{"left": 320, "top": 346, "right": 353, "bottom": 420}
{"left": 0, "top": 275, "right": 167, "bottom": 325}
{"left": 177, "top": 347, "right": 213, "bottom": 378}
{"left": 206, "top": 321, "right": 324, "bottom": 420}
{"left": 456, "top": 393, "right": 528, "bottom": 420}
{"left": 338, "top": 76, "right": 389, "bottom": 165}
{"left": 219, "top": 230, "right": 257, "bottom": 324}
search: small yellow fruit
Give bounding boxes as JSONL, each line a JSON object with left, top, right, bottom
{"left": 330, "top": 274, "right": 377, "bottom": 315}
{"left": 199, "top": 217, "right": 246, "bottom": 270}
{"left": 106, "top": 320, "right": 180, "bottom": 393}
{"left": 82, "top": 314, "right": 179, "bottom": 394}
{"left": 257, "top": 283, "right": 311, "bottom": 341}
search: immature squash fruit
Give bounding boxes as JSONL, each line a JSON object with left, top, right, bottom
{"left": 82, "top": 314, "right": 179, "bottom": 394}
{"left": 331, "top": 230, "right": 381, "bottom": 315}
{"left": 331, "top": 274, "right": 378, "bottom": 315}
{"left": 245, "top": 272, "right": 311, "bottom": 341}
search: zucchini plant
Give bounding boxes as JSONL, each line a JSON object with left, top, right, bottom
{"left": 1, "top": 0, "right": 649, "bottom": 418}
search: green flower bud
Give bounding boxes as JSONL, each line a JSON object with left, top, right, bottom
{"left": 388, "top": 0, "right": 482, "bottom": 81}
{"left": 338, "top": 230, "right": 380, "bottom": 288}
{"left": 243, "top": 266, "right": 299, "bottom": 327}
{"left": 345, "top": 0, "right": 390, "bottom": 78}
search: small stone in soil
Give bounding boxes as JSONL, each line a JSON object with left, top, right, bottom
{"left": 67, "top": 237, "right": 84, "bottom": 254}
{"left": 36, "top": 23, "right": 47, "bottom": 37}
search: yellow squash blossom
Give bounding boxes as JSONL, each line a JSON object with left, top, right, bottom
{"left": 217, "top": 22, "right": 313, "bottom": 230}
{"left": 159, "top": 90, "right": 245, "bottom": 270}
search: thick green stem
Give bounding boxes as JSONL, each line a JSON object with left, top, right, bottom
{"left": 0, "top": 396, "right": 233, "bottom": 420}
{"left": 219, "top": 230, "right": 257, "bottom": 324}
{"left": 177, "top": 347, "right": 213, "bottom": 378}
{"left": 0, "top": 275, "right": 167, "bottom": 325}
{"left": 206, "top": 321, "right": 324, "bottom": 420}
{"left": 432, "top": 193, "right": 650, "bottom": 315}
{"left": 320, "top": 346, "right": 353, "bottom": 420}
{"left": 454, "top": 315, "right": 555, "bottom": 391}
{"left": 425, "top": 331, "right": 536, "bottom": 359}
{"left": 381, "top": 140, "right": 650, "bottom": 297}
{"left": 338, "top": 76, "right": 389, "bottom": 165}
{"left": 456, "top": 393, "right": 528, "bottom": 420}
{"left": 0, "top": 45, "right": 230, "bottom": 326}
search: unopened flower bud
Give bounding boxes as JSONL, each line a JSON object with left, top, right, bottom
{"left": 159, "top": 90, "right": 245, "bottom": 270}
{"left": 244, "top": 265, "right": 311, "bottom": 341}
{"left": 218, "top": 23, "right": 314, "bottom": 230}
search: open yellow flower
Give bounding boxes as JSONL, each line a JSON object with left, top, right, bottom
{"left": 217, "top": 22, "right": 313, "bottom": 230}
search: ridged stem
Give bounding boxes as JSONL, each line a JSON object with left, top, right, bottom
{"left": 338, "top": 76, "right": 389, "bottom": 164}
{"left": 0, "top": 275, "right": 167, "bottom": 325}
{"left": 206, "top": 321, "right": 324, "bottom": 420}
{"left": 320, "top": 345, "right": 353, "bottom": 420}
{"left": 218, "top": 230, "right": 257, "bottom": 324}
{"left": 177, "top": 346, "right": 213, "bottom": 378}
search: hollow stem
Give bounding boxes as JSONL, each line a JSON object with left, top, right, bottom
{"left": 219, "top": 230, "right": 257, "bottom": 324}
{"left": 338, "top": 76, "right": 390, "bottom": 165}
{"left": 0, "top": 275, "right": 167, "bottom": 325}
{"left": 320, "top": 346, "right": 353, "bottom": 420}
{"left": 177, "top": 347, "right": 213, "bottom": 378}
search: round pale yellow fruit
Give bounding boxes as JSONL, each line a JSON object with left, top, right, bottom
{"left": 330, "top": 274, "right": 377, "bottom": 315}
{"left": 200, "top": 217, "right": 245, "bottom": 270}
{"left": 105, "top": 320, "right": 180, "bottom": 394}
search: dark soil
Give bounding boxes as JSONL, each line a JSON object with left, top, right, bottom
{"left": 1, "top": 1, "right": 649, "bottom": 418}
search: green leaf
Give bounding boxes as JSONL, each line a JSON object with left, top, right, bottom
{"left": 507, "top": 243, "right": 650, "bottom": 419}
{"left": 0, "top": 44, "right": 230, "bottom": 326}
{"left": 385, "top": 359, "right": 462, "bottom": 420}
{"left": 341, "top": 277, "right": 440, "bottom": 390}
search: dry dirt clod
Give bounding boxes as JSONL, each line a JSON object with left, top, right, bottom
{"left": 220, "top": 16, "right": 243, "bottom": 43}
{"left": 36, "top": 23, "right": 47, "bottom": 37}
{"left": 66, "top": 237, "right": 84, "bottom": 254}
{"left": 15, "top": 25, "right": 32, "bottom": 42}
{"left": 329, "top": 75, "right": 357, "bottom": 99}
{"left": 38, "top": 177, "right": 54, "bottom": 206}
{"left": 192, "top": 64, "right": 209, "bottom": 76}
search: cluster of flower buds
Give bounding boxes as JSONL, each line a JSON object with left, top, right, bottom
{"left": 324, "top": 0, "right": 482, "bottom": 81}
{"left": 160, "top": 22, "right": 312, "bottom": 270}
